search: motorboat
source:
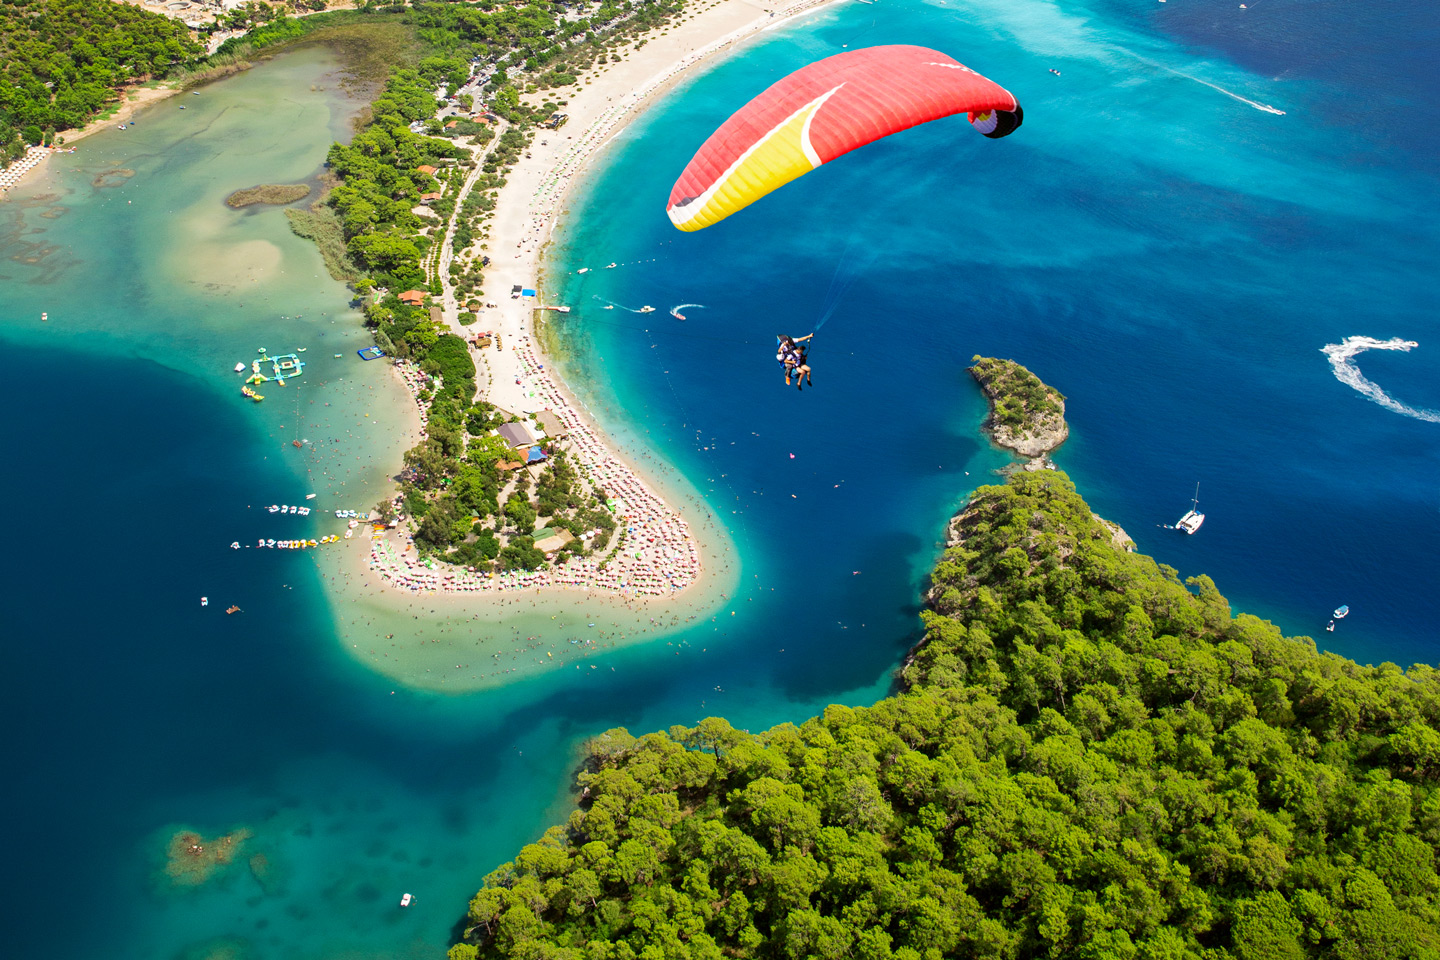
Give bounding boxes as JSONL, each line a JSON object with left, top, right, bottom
{"left": 201, "top": 597, "right": 208, "bottom": 606}
{"left": 1326, "top": 621, "right": 1335, "bottom": 632}
{"left": 1334, "top": 605, "right": 1350, "bottom": 619}
{"left": 400, "top": 893, "right": 413, "bottom": 907}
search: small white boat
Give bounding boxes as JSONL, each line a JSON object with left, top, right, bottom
{"left": 268, "top": 505, "right": 279, "bottom": 513}
{"left": 234, "top": 362, "right": 246, "bottom": 373}
{"left": 639, "top": 305, "right": 655, "bottom": 313}
{"left": 1334, "top": 605, "right": 1350, "bottom": 619}
{"left": 400, "top": 893, "right": 413, "bottom": 907}
{"left": 1174, "top": 482, "right": 1204, "bottom": 535}
{"left": 1326, "top": 620, "right": 1335, "bottom": 632}
{"left": 230, "top": 542, "right": 240, "bottom": 550}
{"left": 201, "top": 597, "right": 208, "bottom": 606}
{"left": 305, "top": 493, "right": 317, "bottom": 500}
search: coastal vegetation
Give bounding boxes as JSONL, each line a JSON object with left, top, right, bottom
{"left": 970, "top": 355, "right": 1068, "bottom": 457}
{"left": 453, "top": 468, "right": 1440, "bottom": 960}
{"left": 225, "top": 183, "right": 311, "bottom": 207}
{"left": 284, "top": 206, "right": 363, "bottom": 283}
{"left": 0, "top": 0, "right": 203, "bottom": 153}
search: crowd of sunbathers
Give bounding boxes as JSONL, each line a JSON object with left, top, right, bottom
{"left": 776, "top": 333, "right": 813, "bottom": 390}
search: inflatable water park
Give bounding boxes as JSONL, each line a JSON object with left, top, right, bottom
{"left": 247, "top": 351, "right": 306, "bottom": 384}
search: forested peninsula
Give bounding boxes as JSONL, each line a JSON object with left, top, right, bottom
{"left": 452, "top": 473, "right": 1440, "bottom": 958}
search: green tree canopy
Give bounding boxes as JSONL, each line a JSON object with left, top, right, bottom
{"left": 457, "top": 472, "right": 1440, "bottom": 960}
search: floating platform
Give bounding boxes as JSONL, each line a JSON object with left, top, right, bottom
{"left": 357, "top": 346, "right": 385, "bottom": 361}
{"left": 249, "top": 353, "right": 306, "bottom": 382}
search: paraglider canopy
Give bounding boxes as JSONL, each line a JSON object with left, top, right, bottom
{"left": 667, "top": 45, "right": 1022, "bottom": 232}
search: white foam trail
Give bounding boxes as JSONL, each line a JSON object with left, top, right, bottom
{"left": 590, "top": 295, "right": 648, "bottom": 314}
{"left": 670, "top": 303, "right": 704, "bottom": 320}
{"left": 1321, "top": 336, "right": 1440, "bottom": 423}
{"left": 1160, "top": 65, "right": 1286, "bottom": 115}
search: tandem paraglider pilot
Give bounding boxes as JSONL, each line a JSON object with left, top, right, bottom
{"left": 777, "top": 334, "right": 814, "bottom": 390}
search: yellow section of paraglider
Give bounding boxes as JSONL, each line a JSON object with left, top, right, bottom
{"left": 668, "top": 88, "right": 838, "bottom": 232}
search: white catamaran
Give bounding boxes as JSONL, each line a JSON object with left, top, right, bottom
{"left": 1175, "top": 482, "right": 1204, "bottom": 535}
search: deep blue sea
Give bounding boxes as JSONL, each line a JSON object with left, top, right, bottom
{"left": 3, "top": 2, "right": 1438, "bottom": 957}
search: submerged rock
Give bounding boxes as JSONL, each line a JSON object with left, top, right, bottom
{"left": 163, "top": 826, "right": 252, "bottom": 886}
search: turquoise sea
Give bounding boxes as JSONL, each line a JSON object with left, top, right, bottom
{"left": 3, "top": 2, "right": 1438, "bottom": 957}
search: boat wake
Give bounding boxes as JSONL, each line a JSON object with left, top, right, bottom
{"left": 1169, "top": 68, "right": 1286, "bottom": 115}
{"left": 590, "top": 295, "right": 651, "bottom": 314}
{"left": 1321, "top": 336, "right": 1440, "bottom": 423}
{"left": 670, "top": 303, "right": 704, "bottom": 321}
{"left": 1134, "top": 54, "right": 1287, "bottom": 115}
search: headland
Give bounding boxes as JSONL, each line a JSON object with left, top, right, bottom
{"left": 449, "top": 347, "right": 1440, "bottom": 958}
{"left": 305, "top": 0, "right": 845, "bottom": 665}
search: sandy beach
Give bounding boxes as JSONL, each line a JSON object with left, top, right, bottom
{"left": 0, "top": 84, "right": 187, "bottom": 199}
{"left": 352, "top": 0, "right": 842, "bottom": 612}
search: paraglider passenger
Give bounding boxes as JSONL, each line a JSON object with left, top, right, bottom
{"left": 793, "top": 343, "right": 813, "bottom": 390}
{"left": 777, "top": 334, "right": 813, "bottom": 387}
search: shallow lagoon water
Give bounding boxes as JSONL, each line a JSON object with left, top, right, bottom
{"left": 3, "top": 2, "right": 1439, "bottom": 957}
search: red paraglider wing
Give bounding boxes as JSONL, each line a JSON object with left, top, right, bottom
{"left": 667, "top": 45, "right": 1021, "bottom": 231}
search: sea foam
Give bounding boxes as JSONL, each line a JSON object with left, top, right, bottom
{"left": 1321, "top": 336, "right": 1440, "bottom": 423}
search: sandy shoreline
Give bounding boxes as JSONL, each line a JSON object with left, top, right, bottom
{"left": 357, "top": 0, "right": 841, "bottom": 609}
{"left": 306, "top": 0, "right": 853, "bottom": 689}
{"left": 0, "top": 84, "right": 187, "bottom": 199}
